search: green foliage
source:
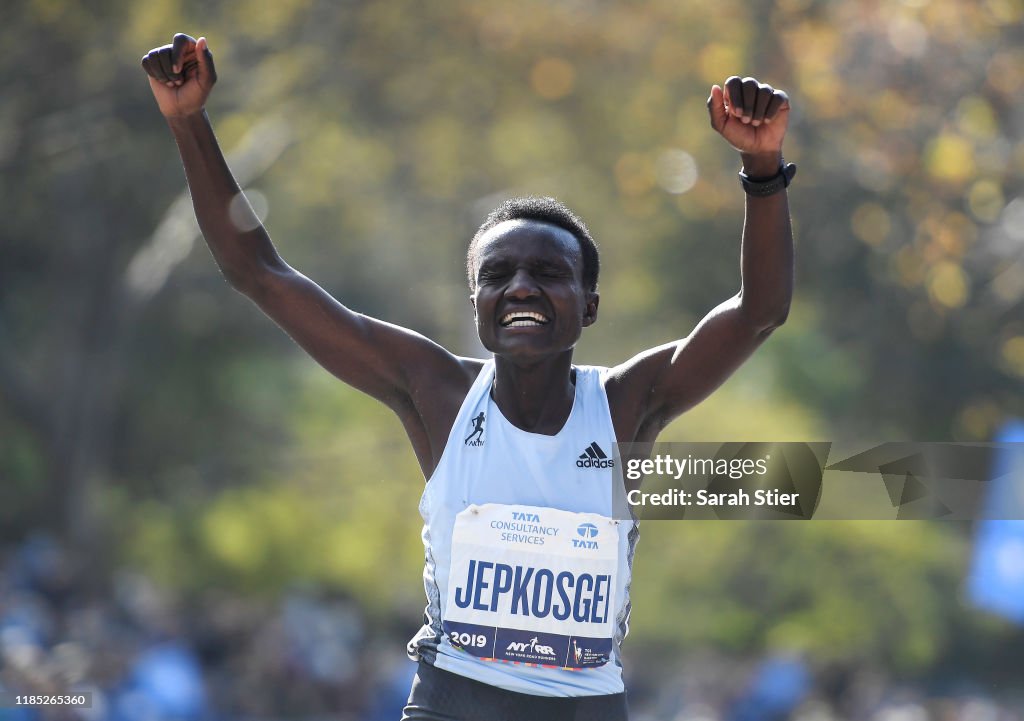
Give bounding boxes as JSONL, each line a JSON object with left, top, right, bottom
{"left": 630, "top": 521, "right": 965, "bottom": 670}
{"left": 126, "top": 365, "right": 426, "bottom": 614}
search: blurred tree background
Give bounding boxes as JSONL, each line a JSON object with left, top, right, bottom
{"left": 2, "top": 0, "right": 1023, "bottom": 716}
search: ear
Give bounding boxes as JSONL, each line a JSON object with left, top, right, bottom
{"left": 582, "top": 291, "right": 599, "bottom": 327}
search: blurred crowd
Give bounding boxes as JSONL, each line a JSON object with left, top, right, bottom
{"left": 0, "top": 534, "right": 413, "bottom": 720}
{"left": 1, "top": 534, "right": 1020, "bottom": 721}
{"left": 626, "top": 653, "right": 1023, "bottom": 721}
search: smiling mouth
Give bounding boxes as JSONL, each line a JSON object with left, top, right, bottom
{"left": 500, "top": 311, "right": 550, "bottom": 327}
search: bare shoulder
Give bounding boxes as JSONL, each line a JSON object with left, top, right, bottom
{"left": 600, "top": 346, "right": 674, "bottom": 445}
{"left": 398, "top": 354, "right": 488, "bottom": 478}
{"left": 399, "top": 350, "right": 484, "bottom": 426}
{"left": 458, "top": 356, "right": 488, "bottom": 380}
{"left": 601, "top": 303, "right": 774, "bottom": 445}
{"left": 417, "top": 354, "right": 486, "bottom": 400}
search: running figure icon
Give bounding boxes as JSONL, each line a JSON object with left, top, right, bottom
{"left": 464, "top": 411, "right": 485, "bottom": 446}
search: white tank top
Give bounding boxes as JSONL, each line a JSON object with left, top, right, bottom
{"left": 408, "top": 359, "right": 639, "bottom": 697}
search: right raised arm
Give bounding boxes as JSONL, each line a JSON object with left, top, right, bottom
{"left": 141, "top": 35, "right": 472, "bottom": 419}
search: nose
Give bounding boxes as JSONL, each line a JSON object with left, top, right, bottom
{"left": 505, "top": 268, "right": 540, "bottom": 300}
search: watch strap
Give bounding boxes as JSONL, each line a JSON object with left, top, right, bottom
{"left": 738, "top": 162, "right": 797, "bottom": 197}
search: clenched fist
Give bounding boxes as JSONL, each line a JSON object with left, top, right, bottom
{"left": 707, "top": 76, "right": 790, "bottom": 158}
{"left": 141, "top": 34, "right": 217, "bottom": 119}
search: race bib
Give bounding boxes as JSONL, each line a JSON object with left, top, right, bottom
{"left": 443, "top": 503, "right": 619, "bottom": 669}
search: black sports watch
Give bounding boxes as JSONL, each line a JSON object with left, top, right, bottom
{"left": 738, "top": 162, "right": 797, "bottom": 197}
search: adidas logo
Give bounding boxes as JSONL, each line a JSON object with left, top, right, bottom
{"left": 576, "top": 441, "right": 615, "bottom": 469}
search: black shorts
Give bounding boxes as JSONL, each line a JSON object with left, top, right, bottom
{"left": 402, "top": 660, "right": 629, "bottom": 721}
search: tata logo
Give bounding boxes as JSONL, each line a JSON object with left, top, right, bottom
{"left": 512, "top": 511, "right": 540, "bottom": 522}
{"left": 574, "top": 523, "right": 599, "bottom": 549}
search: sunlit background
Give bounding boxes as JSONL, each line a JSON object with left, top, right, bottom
{"left": 2, "top": 0, "right": 1024, "bottom": 718}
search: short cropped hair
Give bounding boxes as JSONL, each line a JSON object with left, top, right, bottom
{"left": 466, "top": 196, "right": 600, "bottom": 292}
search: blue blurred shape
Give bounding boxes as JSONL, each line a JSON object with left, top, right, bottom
{"left": 359, "top": 660, "right": 418, "bottom": 721}
{"left": 9, "top": 534, "right": 64, "bottom": 593}
{"left": 968, "top": 420, "right": 1024, "bottom": 624}
{"left": 728, "top": 655, "right": 810, "bottom": 721}
{"left": 125, "top": 642, "right": 208, "bottom": 720}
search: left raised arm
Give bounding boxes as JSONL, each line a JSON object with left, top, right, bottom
{"left": 607, "top": 76, "right": 794, "bottom": 443}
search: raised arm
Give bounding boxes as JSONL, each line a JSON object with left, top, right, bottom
{"left": 607, "top": 76, "right": 794, "bottom": 443}
{"left": 141, "top": 35, "right": 474, "bottom": 471}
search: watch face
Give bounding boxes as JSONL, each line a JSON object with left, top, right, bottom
{"left": 783, "top": 162, "right": 797, "bottom": 185}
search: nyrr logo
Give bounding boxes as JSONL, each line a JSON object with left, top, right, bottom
{"left": 574, "top": 522, "right": 599, "bottom": 549}
{"left": 506, "top": 637, "right": 556, "bottom": 656}
{"left": 464, "top": 411, "right": 485, "bottom": 446}
{"left": 577, "top": 442, "right": 614, "bottom": 468}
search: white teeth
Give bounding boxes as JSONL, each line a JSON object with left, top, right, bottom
{"left": 500, "top": 311, "right": 549, "bottom": 326}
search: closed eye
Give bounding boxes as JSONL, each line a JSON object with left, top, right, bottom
{"left": 535, "top": 265, "right": 572, "bottom": 279}
{"left": 478, "top": 269, "right": 508, "bottom": 282}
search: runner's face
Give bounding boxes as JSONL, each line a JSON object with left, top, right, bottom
{"left": 471, "top": 220, "right": 598, "bottom": 360}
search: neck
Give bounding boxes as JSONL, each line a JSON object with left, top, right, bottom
{"left": 491, "top": 352, "right": 576, "bottom": 435}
